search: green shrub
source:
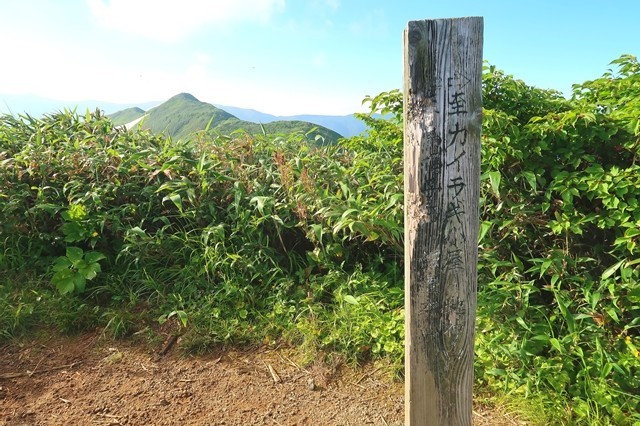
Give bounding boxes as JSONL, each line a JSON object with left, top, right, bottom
{"left": 1, "top": 55, "right": 639, "bottom": 425}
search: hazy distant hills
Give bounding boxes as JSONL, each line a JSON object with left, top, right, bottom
{"left": 110, "top": 93, "right": 344, "bottom": 143}
{"left": 1, "top": 92, "right": 371, "bottom": 138}
{"left": 0, "top": 93, "right": 158, "bottom": 117}
{"left": 213, "top": 105, "right": 369, "bottom": 138}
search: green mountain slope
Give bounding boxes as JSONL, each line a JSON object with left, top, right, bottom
{"left": 109, "top": 107, "right": 146, "bottom": 126}
{"left": 214, "top": 118, "right": 341, "bottom": 144}
{"left": 142, "top": 93, "right": 235, "bottom": 137}
{"left": 111, "top": 93, "right": 342, "bottom": 143}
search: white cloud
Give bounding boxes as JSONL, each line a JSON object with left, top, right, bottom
{"left": 0, "top": 27, "right": 178, "bottom": 103}
{"left": 0, "top": 24, "right": 359, "bottom": 115}
{"left": 86, "top": 0, "right": 285, "bottom": 42}
{"left": 0, "top": 0, "right": 365, "bottom": 116}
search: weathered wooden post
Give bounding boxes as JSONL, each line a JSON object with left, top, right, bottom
{"left": 403, "top": 17, "right": 483, "bottom": 425}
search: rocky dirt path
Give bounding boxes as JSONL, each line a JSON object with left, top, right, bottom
{"left": 0, "top": 332, "right": 522, "bottom": 425}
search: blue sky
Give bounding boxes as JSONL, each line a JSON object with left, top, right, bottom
{"left": 0, "top": 0, "right": 638, "bottom": 115}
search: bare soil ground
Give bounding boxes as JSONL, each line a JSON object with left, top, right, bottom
{"left": 0, "top": 331, "right": 522, "bottom": 425}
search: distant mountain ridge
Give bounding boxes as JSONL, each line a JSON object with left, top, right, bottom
{"left": 110, "top": 93, "right": 343, "bottom": 143}
{"left": 213, "top": 105, "right": 369, "bottom": 137}
{"left": 1, "top": 92, "right": 370, "bottom": 138}
{"left": 109, "top": 107, "right": 145, "bottom": 125}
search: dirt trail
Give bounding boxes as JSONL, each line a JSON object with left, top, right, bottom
{"left": 0, "top": 332, "right": 520, "bottom": 425}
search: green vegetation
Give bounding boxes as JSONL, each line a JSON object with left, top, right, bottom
{"left": 110, "top": 93, "right": 343, "bottom": 143}
{"left": 214, "top": 118, "right": 342, "bottom": 144}
{"left": 476, "top": 55, "right": 640, "bottom": 424}
{"left": 1, "top": 55, "right": 639, "bottom": 425}
{"left": 138, "top": 92, "right": 235, "bottom": 136}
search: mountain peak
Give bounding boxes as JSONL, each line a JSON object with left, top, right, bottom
{"left": 109, "top": 93, "right": 345, "bottom": 142}
{"left": 168, "top": 93, "right": 200, "bottom": 103}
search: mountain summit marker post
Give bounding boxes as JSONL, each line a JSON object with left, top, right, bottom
{"left": 403, "top": 17, "right": 483, "bottom": 425}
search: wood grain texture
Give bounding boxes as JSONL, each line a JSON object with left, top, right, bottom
{"left": 403, "top": 17, "right": 483, "bottom": 426}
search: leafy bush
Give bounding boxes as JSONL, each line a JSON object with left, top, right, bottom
{"left": 476, "top": 56, "right": 640, "bottom": 424}
{"left": 1, "top": 55, "right": 639, "bottom": 425}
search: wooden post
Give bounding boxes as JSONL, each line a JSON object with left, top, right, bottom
{"left": 403, "top": 17, "right": 483, "bottom": 425}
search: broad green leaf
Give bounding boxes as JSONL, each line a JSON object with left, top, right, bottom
{"left": 163, "top": 193, "right": 183, "bottom": 212}
{"left": 478, "top": 221, "right": 491, "bottom": 243}
{"left": 487, "top": 171, "right": 501, "bottom": 197}
{"left": 341, "top": 208, "right": 359, "bottom": 219}
{"left": 590, "top": 292, "right": 602, "bottom": 310}
{"left": 385, "top": 193, "right": 403, "bottom": 211}
{"left": 343, "top": 295, "right": 359, "bottom": 305}
{"left": 606, "top": 307, "right": 620, "bottom": 322}
{"left": 601, "top": 259, "right": 625, "bottom": 280}
{"left": 168, "top": 310, "right": 188, "bottom": 328}
{"left": 515, "top": 316, "right": 532, "bottom": 331}
{"left": 78, "top": 262, "right": 101, "bottom": 280}
{"left": 52, "top": 256, "right": 72, "bottom": 272}
{"left": 521, "top": 171, "right": 537, "bottom": 192}
{"left": 85, "top": 251, "right": 106, "bottom": 264}
{"left": 66, "top": 246, "right": 84, "bottom": 263}
{"left": 53, "top": 269, "right": 75, "bottom": 295}
{"left": 349, "top": 221, "right": 369, "bottom": 236}
{"left": 624, "top": 227, "right": 640, "bottom": 238}
{"left": 626, "top": 257, "right": 640, "bottom": 267}
{"left": 530, "top": 334, "right": 550, "bottom": 341}
{"left": 539, "top": 260, "right": 552, "bottom": 277}
{"left": 61, "top": 222, "right": 85, "bottom": 242}
{"left": 549, "top": 338, "right": 563, "bottom": 353}
{"left": 573, "top": 313, "right": 593, "bottom": 320}
{"left": 127, "top": 226, "right": 147, "bottom": 238}
{"left": 176, "top": 310, "right": 188, "bottom": 327}
{"left": 74, "top": 259, "right": 89, "bottom": 271}
{"left": 73, "top": 274, "right": 87, "bottom": 293}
